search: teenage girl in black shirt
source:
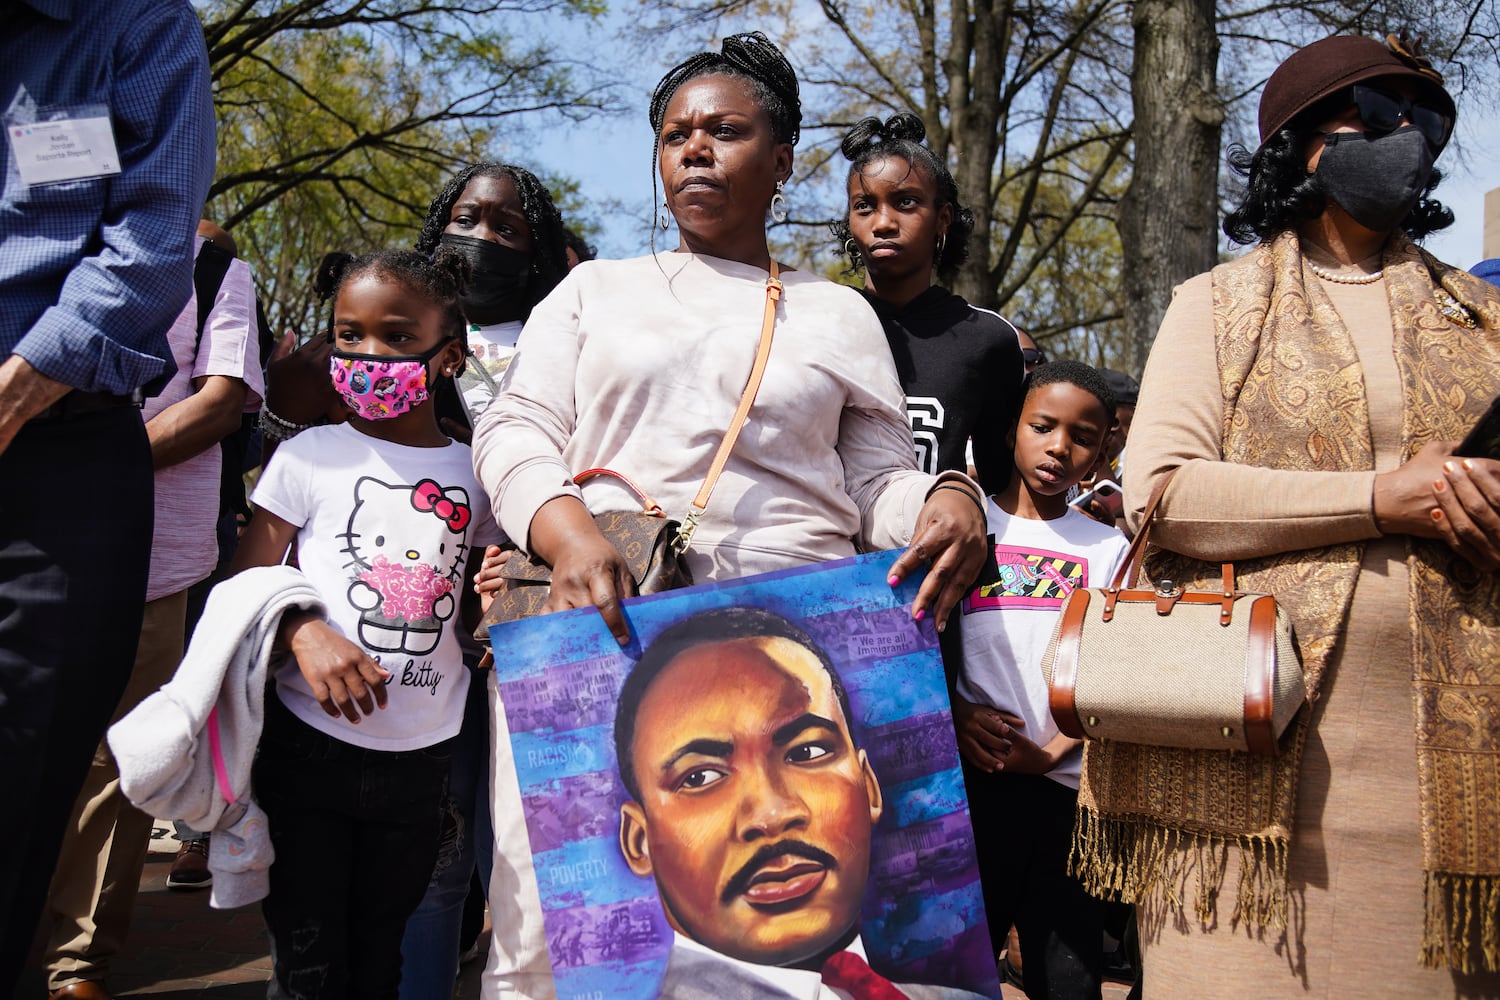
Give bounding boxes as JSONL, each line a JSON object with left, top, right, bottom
{"left": 834, "top": 114, "right": 1024, "bottom": 495}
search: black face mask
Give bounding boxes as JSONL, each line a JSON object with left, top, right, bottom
{"left": 438, "top": 233, "right": 532, "bottom": 324}
{"left": 1315, "top": 125, "right": 1435, "bottom": 235}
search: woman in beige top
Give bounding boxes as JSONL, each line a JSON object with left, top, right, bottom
{"left": 469, "top": 33, "right": 988, "bottom": 999}
{"left": 1093, "top": 34, "right": 1500, "bottom": 998}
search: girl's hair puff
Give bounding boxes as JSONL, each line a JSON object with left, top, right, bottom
{"left": 831, "top": 112, "right": 974, "bottom": 283}
{"left": 415, "top": 161, "right": 569, "bottom": 313}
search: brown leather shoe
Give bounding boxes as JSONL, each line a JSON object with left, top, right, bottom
{"left": 166, "top": 836, "right": 212, "bottom": 890}
{"left": 49, "top": 983, "right": 112, "bottom": 1000}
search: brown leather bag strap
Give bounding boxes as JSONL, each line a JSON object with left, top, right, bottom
{"left": 673, "top": 261, "right": 781, "bottom": 553}
{"left": 1111, "top": 469, "right": 1237, "bottom": 607}
{"left": 1111, "top": 473, "right": 1171, "bottom": 590}
{"left": 1048, "top": 589, "right": 1092, "bottom": 739}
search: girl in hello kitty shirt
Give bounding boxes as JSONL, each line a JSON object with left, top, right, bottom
{"left": 229, "top": 247, "right": 502, "bottom": 999}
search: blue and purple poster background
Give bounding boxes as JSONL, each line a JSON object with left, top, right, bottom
{"left": 488, "top": 551, "right": 1000, "bottom": 999}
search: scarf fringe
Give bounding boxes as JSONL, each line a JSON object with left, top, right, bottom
{"left": 1422, "top": 872, "right": 1500, "bottom": 973}
{"left": 1070, "top": 808, "right": 1289, "bottom": 932}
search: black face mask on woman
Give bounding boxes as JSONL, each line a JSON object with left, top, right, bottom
{"left": 1315, "top": 125, "right": 1435, "bottom": 235}
{"left": 438, "top": 233, "right": 532, "bottom": 324}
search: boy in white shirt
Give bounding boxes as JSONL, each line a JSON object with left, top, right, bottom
{"left": 951, "top": 361, "right": 1127, "bottom": 1000}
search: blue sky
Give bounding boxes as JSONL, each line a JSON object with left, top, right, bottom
{"left": 508, "top": 15, "right": 1499, "bottom": 269}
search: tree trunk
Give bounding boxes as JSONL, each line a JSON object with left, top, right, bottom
{"left": 1117, "top": 0, "right": 1221, "bottom": 375}
{"left": 951, "top": 0, "right": 1005, "bottom": 309}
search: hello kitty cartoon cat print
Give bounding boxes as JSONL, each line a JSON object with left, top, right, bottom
{"left": 340, "top": 476, "right": 472, "bottom": 656}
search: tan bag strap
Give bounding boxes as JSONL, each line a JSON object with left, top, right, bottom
{"left": 1110, "top": 469, "right": 1236, "bottom": 606}
{"left": 673, "top": 261, "right": 781, "bottom": 553}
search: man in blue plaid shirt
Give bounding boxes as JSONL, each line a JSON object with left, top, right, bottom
{"left": 0, "top": 2, "right": 215, "bottom": 989}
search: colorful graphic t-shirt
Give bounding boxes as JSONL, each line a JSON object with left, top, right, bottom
{"left": 252, "top": 423, "right": 504, "bottom": 750}
{"left": 956, "top": 499, "right": 1128, "bottom": 788}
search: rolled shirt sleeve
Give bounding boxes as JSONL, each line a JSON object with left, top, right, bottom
{"left": 2, "top": 0, "right": 216, "bottom": 395}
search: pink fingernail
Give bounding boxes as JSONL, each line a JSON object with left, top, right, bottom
{"left": 1463, "top": 459, "right": 1475, "bottom": 471}
{"left": 887, "top": 574, "right": 900, "bottom": 586}
{"left": 914, "top": 608, "right": 926, "bottom": 621}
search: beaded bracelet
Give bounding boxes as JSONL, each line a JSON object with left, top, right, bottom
{"left": 927, "top": 482, "right": 986, "bottom": 520}
{"left": 259, "top": 405, "right": 314, "bottom": 443}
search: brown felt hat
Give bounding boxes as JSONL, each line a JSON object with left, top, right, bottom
{"left": 1258, "top": 34, "right": 1455, "bottom": 143}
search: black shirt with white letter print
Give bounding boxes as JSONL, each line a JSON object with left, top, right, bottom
{"left": 862, "top": 286, "right": 1024, "bottom": 496}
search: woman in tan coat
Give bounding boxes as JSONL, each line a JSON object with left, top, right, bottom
{"left": 1089, "top": 34, "right": 1500, "bottom": 997}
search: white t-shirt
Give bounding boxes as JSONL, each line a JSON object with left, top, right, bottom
{"left": 456, "top": 319, "right": 524, "bottom": 422}
{"left": 955, "top": 500, "right": 1128, "bottom": 789}
{"left": 252, "top": 423, "right": 503, "bottom": 750}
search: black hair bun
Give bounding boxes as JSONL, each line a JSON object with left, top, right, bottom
{"left": 882, "top": 111, "right": 926, "bottom": 144}
{"left": 314, "top": 252, "right": 355, "bottom": 301}
{"left": 839, "top": 117, "right": 882, "bottom": 160}
{"left": 839, "top": 112, "right": 928, "bottom": 160}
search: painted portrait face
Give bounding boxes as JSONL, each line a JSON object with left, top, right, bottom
{"left": 618, "top": 636, "right": 883, "bottom": 968}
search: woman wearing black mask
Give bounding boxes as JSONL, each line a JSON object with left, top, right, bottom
{"left": 259, "top": 162, "right": 569, "bottom": 443}
{"left": 1085, "top": 35, "right": 1500, "bottom": 996}
{"left": 415, "top": 162, "right": 570, "bottom": 428}
{"left": 391, "top": 162, "right": 568, "bottom": 999}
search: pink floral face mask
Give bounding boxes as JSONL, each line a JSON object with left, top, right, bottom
{"left": 328, "top": 342, "right": 448, "bottom": 420}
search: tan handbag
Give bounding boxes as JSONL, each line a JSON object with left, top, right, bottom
{"left": 474, "top": 262, "right": 783, "bottom": 634}
{"left": 1040, "top": 475, "right": 1306, "bottom": 755}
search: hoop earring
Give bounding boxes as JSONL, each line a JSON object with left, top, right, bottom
{"left": 936, "top": 232, "right": 946, "bottom": 260}
{"left": 658, "top": 199, "right": 670, "bottom": 231}
{"left": 843, "top": 238, "right": 860, "bottom": 261}
{"left": 770, "top": 180, "right": 788, "bottom": 224}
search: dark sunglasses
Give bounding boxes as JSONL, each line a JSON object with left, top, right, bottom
{"left": 1021, "top": 348, "right": 1048, "bottom": 366}
{"left": 1351, "top": 84, "right": 1453, "bottom": 150}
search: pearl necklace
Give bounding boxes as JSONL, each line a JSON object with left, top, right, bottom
{"left": 1307, "top": 260, "right": 1383, "bottom": 285}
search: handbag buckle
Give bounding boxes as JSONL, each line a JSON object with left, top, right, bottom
{"left": 673, "top": 508, "right": 703, "bottom": 554}
{"left": 1154, "top": 579, "right": 1183, "bottom": 615}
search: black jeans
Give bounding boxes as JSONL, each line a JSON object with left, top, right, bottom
{"left": 963, "top": 762, "right": 1104, "bottom": 1000}
{"left": 0, "top": 408, "right": 151, "bottom": 991}
{"left": 255, "top": 694, "right": 452, "bottom": 1000}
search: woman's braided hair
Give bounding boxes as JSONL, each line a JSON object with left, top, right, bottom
{"left": 414, "top": 161, "right": 569, "bottom": 312}
{"left": 830, "top": 112, "right": 974, "bottom": 283}
{"left": 648, "top": 31, "right": 802, "bottom": 147}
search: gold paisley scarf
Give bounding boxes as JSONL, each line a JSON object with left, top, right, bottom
{"left": 1072, "top": 230, "right": 1500, "bottom": 972}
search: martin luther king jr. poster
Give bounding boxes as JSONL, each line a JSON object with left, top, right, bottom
{"left": 486, "top": 551, "right": 1001, "bottom": 1000}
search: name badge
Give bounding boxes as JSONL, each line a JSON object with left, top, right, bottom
{"left": 7, "top": 109, "right": 122, "bottom": 187}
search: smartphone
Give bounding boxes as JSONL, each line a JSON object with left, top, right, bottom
{"left": 1072, "top": 479, "right": 1121, "bottom": 508}
{"left": 1456, "top": 396, "right": 1500, "bottom": 461}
